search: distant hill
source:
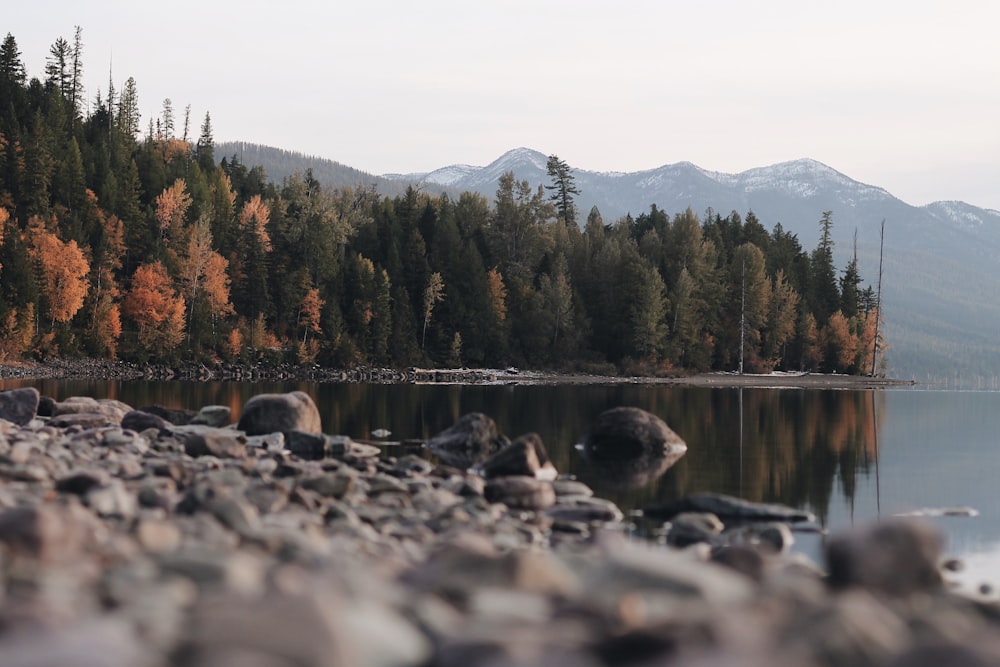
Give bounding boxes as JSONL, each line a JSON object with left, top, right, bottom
{"left": 220, "top": 144, "right": 1000, "bottom": 387}
{"left": 213, "top": 142, "right": 419, "bottom": 197}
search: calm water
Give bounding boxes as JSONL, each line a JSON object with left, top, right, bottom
{"left": 2, "top": 379, "right": 998, "bottom": 585}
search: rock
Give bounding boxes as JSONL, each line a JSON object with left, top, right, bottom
{"left": 0, "top": 387, "right": 40, "bottom": 425}
{"left": 55, "top": 469, "right": 111, "bottom": 495}
{"left": 179, "top": 425, "right": 248, "bottom": 459}
{"left": 665, "top": 512, "right": 725, "bottom": 547}
{"left": 826, "top": 518, "right": 944, "bottom": 596}
{"left": 582, "top": 539, "right": 755, "bottom": 608}
{"left": 191, "top": 405, "right": 232, "bottom": 428}
{"left": 427, "top": 412, "right": 508, "bottom": 469}
{"left": 237, "top": 391, "right": 322, "bottom": 436}
{"left": 138, "top": 404, "right": 197, "bottom": 425}
{"left": 553, "top": 479, "right": 594, "bottom": 498}
{"left": 710, "top": 544, "right": 766, "bottom": 581}
{"left": 0, "top": 618, "right": 157, "bottom": 667}
{"left": 484, "top": 476, "right": 556, "bottom": 510}
{"left": 478, "top": 433, "right": 557, "bottom": 480}
{"left": 49, "top": 412, "right": 115, "bottom": 429}
{"left": 176, "top": 590, "right": 350, "bottom": 667}
{"left": 285, "top": 430, "right": 328, "bottom": 459}
{"left": 135, "top": 518, "right": 182, "bottom": 553}
{"left": 0, "top": 503, "right": 90, "bottom": 563}
{"left": 580, "top": 406, "right": 687, "bottom": 488}
{"left": 121, "top": 409, "right": 173, "bottom": 434}
{"left": 299, "top": 472, "right": 355, "bottom": 499}
{"left": 546, "top": 496, "right": 624, "bottom": 523}
{"left": 53, "top": 396, "right": 132, "bottom": 423}
{"left": 86, "top": 480, "right": 138, "bottom": 519}
{"left": 328, "top": 435, "right": 380, "bottom": 459}
{"left": 645, "top": 492, "right": 815, "bottom": 524}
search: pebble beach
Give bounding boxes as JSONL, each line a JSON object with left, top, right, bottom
{"left": 0, "top": 385, "right": 994, "bottom": 667}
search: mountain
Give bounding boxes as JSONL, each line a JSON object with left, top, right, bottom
{"left": 224, "top": 144, "right": 1000, "bottom": 387}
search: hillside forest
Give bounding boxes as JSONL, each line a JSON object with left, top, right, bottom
{"left": 0, "top": 30, "right": 884, "bottom": 375}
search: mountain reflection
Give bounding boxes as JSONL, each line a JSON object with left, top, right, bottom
{"left": 0, "top": 379, "right": 884, "bottom": 525}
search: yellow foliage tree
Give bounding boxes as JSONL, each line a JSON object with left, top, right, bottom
{"left": 239, "top": 194, "right": 272, "bottom": 252}
{"left": 155, "top": 179, "right": 192, "bottom": 246}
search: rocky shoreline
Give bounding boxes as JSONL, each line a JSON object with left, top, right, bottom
{"left": 0, "top": 357, "right": 916, "bottom": 388}
{"left": 0, "top": 386, "right": 988, "bottom": 667}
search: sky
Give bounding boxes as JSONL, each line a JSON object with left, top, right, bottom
{"left": 7, "top": 0, "right": 1000, "bottom": 210}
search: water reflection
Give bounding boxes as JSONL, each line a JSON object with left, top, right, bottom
{"left": 6, "top": 378, "right": 1000, "bottom": 584}
{"left": 0, "top": 378, "right": 885, "bottom": 525}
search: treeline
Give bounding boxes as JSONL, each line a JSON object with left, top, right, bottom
{"left": 0, "top": 30, "right": 883, "bottom": 374}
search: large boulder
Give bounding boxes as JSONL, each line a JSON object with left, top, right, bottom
{"left": 580, "top": 406, "right": 687, "bottom": 489}
{"left": 0, "top": 387, "right": 40, "bottom": 425}
{"left": 237, "top": 391, "right": 322, "bottom": 436}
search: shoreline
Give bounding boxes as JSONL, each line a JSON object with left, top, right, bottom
{"left": 0, "top": 358, "right": 918, "bottom": 389}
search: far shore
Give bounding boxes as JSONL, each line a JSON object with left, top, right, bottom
{"left": 0, "top": 358, "right": 918, "bottom": 389}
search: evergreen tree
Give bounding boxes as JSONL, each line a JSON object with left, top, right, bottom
{"left": 196, "top": 111, "right": 215, "bottom": 172}
{"left": 545, "top": 154, "right": 580, "bottom": 226}
{"left": 811, "top": 211, "right": 839, "bottom": 323}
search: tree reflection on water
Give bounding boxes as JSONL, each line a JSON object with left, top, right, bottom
{"left": 1, "top": 378, "right": 885, "bottom": 526}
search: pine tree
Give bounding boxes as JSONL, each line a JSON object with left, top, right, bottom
{"left": 811, "top": 211, "right": 839, "bottom": 323}
{"left": 545, "top": 154, "right": 580, "bottom": 226}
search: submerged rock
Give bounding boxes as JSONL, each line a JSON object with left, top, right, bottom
{"left": 579, "top": 407, "right": 687, "bottom": 489}
{"left": 644, "top": 492, "right": 816, "bottom": 524}
{"left": 427, "top": 412, "right": 508, "bottom": 469}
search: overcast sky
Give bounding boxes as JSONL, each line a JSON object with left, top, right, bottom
{"left": 8, "top": 1, "right": 1000, "bottom": 210}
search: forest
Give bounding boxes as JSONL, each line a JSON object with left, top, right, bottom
{"left": 0, "top": 30, "right": 883, "bottom": 375}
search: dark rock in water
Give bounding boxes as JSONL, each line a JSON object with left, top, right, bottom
{"left": 478, "top": 433, "right": 556, "bottom": 480}
{"left": 0, "top": 387, "right": 39, "bottom": 425}
{"left": 139, "top": 404, "right": 197, "bottom": 426}
{"left": 237, "top": 391, "right": 322, "bottom": 436}
{"left": 826, "top": 519, "right": 944, "bottom": 596}
{"left": 580, "top": 406, "right": 687, "bottom": 489}
{"left": 484, "top": 475, "right": 556, "bottom": 510}
{"left": 427, "top": 412, "right": 508, "bottom": 469}
{"left": 644, "top": 493, "right": 815, "bottom": 523}
{"left": 122, "top": 409, "right": 174, "bottom": 434}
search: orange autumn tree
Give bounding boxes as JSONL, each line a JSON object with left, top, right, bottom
{"left": 26, "top": 217, "right": 91, "bottom": 329}
{"left": 123, "top": 261, "right": 186, "bottom": 357}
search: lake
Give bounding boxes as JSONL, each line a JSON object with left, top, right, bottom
{"left": 2, "top": 378, "right": 997, "bottom": 588}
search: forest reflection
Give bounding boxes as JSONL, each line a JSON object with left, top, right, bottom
{"left": 0, "top": 379, "right": 884, "bottom": 525}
